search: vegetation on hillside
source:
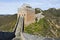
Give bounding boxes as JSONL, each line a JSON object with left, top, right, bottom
{"left": 24, "top": 18, "right": 50, "bottom": 36}
{"left": 24, "top": 8, "right": 60, "bottom": 38}
{"left": 35, "top": 8, "right": 42, "bottom": 14}
{"left": 0, "top": 14, "right": 17, "bottom": 32}
{"left": 25, "top": 18, "right": 56, "bottom": 37}
{"left": 42, "top": 8, "right": 60, "bottom": 38}
{"left": 43, "top": 8, "right": 60, "bottom": 26}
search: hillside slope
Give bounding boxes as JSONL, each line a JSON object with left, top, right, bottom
{"left": 0, "top": 14, "right": 17, "bottom": 32}
{"left": 24, "top": 8, "right": 60, "bottom": 38}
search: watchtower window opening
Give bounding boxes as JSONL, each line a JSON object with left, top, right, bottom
{"left": 26, "top": 6, "right": 32, "bottom": 8}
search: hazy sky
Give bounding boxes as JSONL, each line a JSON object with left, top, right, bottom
{"left": 0, "top": 0, "right": 60, "bottom": 15}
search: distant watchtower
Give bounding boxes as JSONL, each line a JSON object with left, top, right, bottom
{"left": 18, "top": 4, "right": 35, "bottom": 25}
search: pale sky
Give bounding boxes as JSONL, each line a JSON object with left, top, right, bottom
{"left": 0, "top": 0, "right": 60, "bottom": 15}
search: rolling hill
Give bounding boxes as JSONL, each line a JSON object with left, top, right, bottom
{"left": 0, "top": 14, "right": 17, "bottom": 32}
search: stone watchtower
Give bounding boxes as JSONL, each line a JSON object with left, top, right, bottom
{"left": 18, "top": 4, "right": 35, "bottom": 25}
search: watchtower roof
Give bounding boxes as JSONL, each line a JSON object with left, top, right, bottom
{"left": 20, "top": 4, "right": 32, "bottom": 8}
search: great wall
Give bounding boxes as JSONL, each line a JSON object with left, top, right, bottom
{"left": 0, "top": 4, "right": 59, "bottom": 40}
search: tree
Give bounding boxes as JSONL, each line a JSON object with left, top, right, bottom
{"left": 35, "top": 8, "right": 42, "bottom": 14}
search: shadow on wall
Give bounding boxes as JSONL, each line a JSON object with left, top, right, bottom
{"left": 0, "top": 32, "right": 15, "bottom": 40}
